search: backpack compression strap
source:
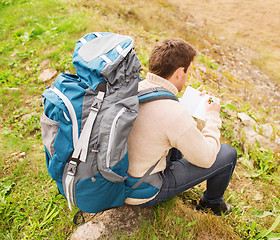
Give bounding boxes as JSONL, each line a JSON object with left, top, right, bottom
{"left": 138, "top": 87, "right": 179, "bottom": 103}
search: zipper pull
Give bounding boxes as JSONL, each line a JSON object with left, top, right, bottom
{"left": 90, "top": 143, "right": 99, "bottom": 182}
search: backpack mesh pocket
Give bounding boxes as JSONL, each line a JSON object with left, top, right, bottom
{"left": 41, "top": 113, "right": 59, "bottom": 158}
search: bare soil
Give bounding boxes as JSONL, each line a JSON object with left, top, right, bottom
{"left": 169, "top": 0, "right": 280, "bottom": 83}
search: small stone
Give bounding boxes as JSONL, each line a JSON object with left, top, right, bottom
{"left": 3, "top": 87, "right": 19, "bottom": 90}
{"left": 237, "top": 112, "right": 257, "bottom": 126}
{"left": 43, "top": 47, "right": 56, "bottom": 55}
{"left": 39, "top": 59, "right": 50, "bottom": 68}
{"left": 38, "top": 69, "right": 57, "bottom": 82}
{"left": 275, "top": 135, "right": 280, "bottom": 145}
{"left": 185, "top": 22, "right": 197, "bottom": 28}
{"left": 22, "top": 112, "right": 37, "bottom": 121}
{"left": 198, "top": 66, "right": 207, "bottom": 73}
{"left": 19, "top": 152, "right": 26, "bottom": 157}
{"left": 254, "top": 191, "right": 263, "bottom": 201}
{"left": 71, "top": 221, "right": 105, "bottom": 240}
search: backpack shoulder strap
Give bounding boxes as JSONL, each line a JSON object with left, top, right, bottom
{"left": 131, "top": 87, "right": 178, "bottom": 190}
{"left": 138, "top": 87, "right": 178, "bottom": 103}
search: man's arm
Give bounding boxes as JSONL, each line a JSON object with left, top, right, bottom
{"left": 167, "top": 99, "right": 221, "bottom": 168}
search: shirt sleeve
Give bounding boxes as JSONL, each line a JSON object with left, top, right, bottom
{"left": 167, "top": 107, "right": 221, "bottom": 168}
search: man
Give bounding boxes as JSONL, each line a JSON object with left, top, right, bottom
{"left": 126, "top": 38, "right": 237, "bottom": 215}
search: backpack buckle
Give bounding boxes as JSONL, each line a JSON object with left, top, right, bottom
{"left": 91, "top": 100, "right": 102, "bottom": 112}
{"left": 67, "top": 160, "right": 78, "bottom": 176}
{"left": 91, "top": 91, "right": 105, "bottom": 112}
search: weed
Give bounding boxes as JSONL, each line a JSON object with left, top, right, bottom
{"left": 198, "top": 54, "right": 219, "bottom": 70}
{"left": 247, "top": 144, "right": 279, "bottom": 179}
{"left": 0, "top": 178, "right": 15, "bottom": 214}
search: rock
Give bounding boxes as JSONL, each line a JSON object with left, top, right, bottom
{"left": 10, "top": 152, "right": 26, "bottom": 162}
{"left": 275, "top": 135, "right": 280, "bottom": 145}
{"left": 43, "top": 47, "right": 56, "bottom": 55}
{"left": 185, "top": 21, "right": 198, "bottom": 28}
{"left": 19, "top": 152, "right": 26, "bottom": 157}
{"left": 39, "top": 59, "right": 50, "bottom": 68}
{"left": 22, "top": 112, "right": 36, "bottom": 121}
{"left": 38, "top": 69, "right": 57, "bottom": 82}
{"left": 260, "top": 123, "right": 273, "bottom": 139}
{"left": 237, "top": 112, "right": 257, "bottom": 126}
{"left": 253, "top": 191, "right": 263, "bottom": 201}
{"left": 198, "top": 65, "right": 207, "bottom": 73}
{"left": 11, "top": 152, "right": 25, "bottom": 157}
{"left": 70, "top": 204, "right": 153, "bottom": 240}
{"left": 4, "top": 87, "right": 19, "bottom": 90}
{"left": 71, "top": 221, "right": 105, "bottom": 240}
{"left": 242, "top": 126, "right": 272, "bottom": 150}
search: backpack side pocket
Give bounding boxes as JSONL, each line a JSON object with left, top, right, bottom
{"left": 41, "top": 113, "right": 59, "bottom": 158}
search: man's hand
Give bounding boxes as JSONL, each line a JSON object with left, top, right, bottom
{"left": 206, "top": 96, "right": 221, "bottom": 113}
{"left": 197, "top": 85, "right": 221, "bottom": 113}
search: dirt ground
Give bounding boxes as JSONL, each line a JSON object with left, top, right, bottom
{"left": 169, "top": 0, "right": 280, "bottom": 84}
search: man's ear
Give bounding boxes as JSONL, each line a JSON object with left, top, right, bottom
{"left": 172, "top": 67, "right": 184, "bottom": 80}
{"left": 173, "top": 67, "right": 185, "bottom": 82}
{"left": 168, "top": 67, "right": 185, "bottom": 91}
{"left": 177, "top": 67, "right": 185, "bottom": 78}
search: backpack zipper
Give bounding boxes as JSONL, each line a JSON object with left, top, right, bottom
{"left": 106, "top": 107, "right": 127, "bottom": 168}
{"left": 49, "top": 86, "right": 79, "bottom": 148}
{"left": 65, "top": 160, "right": 78, "bottom": 210}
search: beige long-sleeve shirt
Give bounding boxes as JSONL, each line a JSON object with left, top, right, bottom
{"left": 126, "top": 72, "right": 221, "bottom": 205}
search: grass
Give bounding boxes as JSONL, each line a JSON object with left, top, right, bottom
{"left": 0, "top": 0, "right": 280, "bottom": 239}
{"left": 129, "top": 198, "right": 241, "bottom": 240}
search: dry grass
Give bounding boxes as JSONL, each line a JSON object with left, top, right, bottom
{"left": 169, "top": 0, "right": 280, "bottom": 84}
{"left": 147, "top": 198, "right": 241, "bottom": 240}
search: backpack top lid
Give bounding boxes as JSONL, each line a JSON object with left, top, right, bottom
{"left": 72, "top": 32, "right": 134, "bottom": 90}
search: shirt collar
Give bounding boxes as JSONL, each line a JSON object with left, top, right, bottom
{"left": 146, "top": 72, "right": 178, "bottom": 96}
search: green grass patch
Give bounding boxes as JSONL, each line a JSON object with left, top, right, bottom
{"left": 0, "top": 0, "right": 280, "bottom": 239}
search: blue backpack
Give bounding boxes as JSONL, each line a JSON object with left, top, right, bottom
{"left": 40, "top": 32, "right": 178, "bottom": 223}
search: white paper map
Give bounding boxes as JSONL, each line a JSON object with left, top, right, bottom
{"left": 179, "top": 86, "right": 210, "bottom": 121}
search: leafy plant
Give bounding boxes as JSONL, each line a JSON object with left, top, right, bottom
{"left": 255, "top": 215, "right": 280, "bottom": 239}
{"left": 198, "top": 54, "right": 219, "bottom": 70}
{"left": 0, "top": 178, "right": 15, "bottom": 214}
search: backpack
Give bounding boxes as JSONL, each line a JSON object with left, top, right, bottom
{"left": 40, "top": 32, "right": 178, "bottom": 222}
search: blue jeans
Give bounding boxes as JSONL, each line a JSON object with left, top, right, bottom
{"left": 138, "top": 144, "right": 237, "bottom": 207}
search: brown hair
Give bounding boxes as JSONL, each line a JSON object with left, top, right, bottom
{"left": 149, "top": 38, "right": 196, "bottom": 79}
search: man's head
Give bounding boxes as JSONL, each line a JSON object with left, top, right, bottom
{"left": 149, "top": 38, "right": 196, "bottom": 80}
